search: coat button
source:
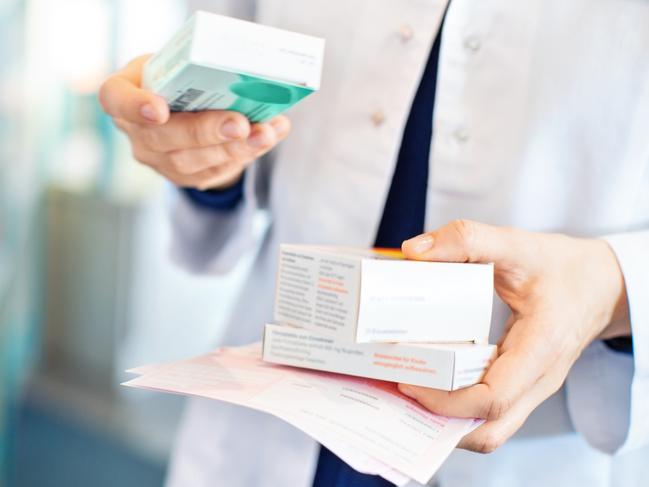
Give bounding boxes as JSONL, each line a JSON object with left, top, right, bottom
{"left": 371, "top": 110, "right": 386, "bottom": 127}
{"left": 454, "top": 127, "right": 470, "bottom": 142}
{"left": 398, "top": 25, "right": 414, "bottom": 42}
{"left": 463, "top": 35, "right": 482, "bottom": 52}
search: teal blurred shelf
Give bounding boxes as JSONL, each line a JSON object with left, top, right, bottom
{"left": 12, "top": 370, "right": 185, "bottom": 487}
{"left": 14, "top": 400, "right": 165, "bottom": 487}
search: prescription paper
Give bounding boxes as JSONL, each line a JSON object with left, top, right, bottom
{"left": 123, "top": 344, "right": 481, "bottom": 484}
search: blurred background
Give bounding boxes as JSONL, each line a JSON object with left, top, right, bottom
{"left": 0, "top": 1, "right": 256, "bottom": 485}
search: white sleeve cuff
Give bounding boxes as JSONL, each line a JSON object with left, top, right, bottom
{"left": 566, "top": 231, "right": 649, "bottom": 454}
{"left": 168, "top": 165, "right": 261, "bottom": 275}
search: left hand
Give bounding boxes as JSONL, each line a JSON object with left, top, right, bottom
{"left": 398, "top": 220, "right": 630, "bottom": 453}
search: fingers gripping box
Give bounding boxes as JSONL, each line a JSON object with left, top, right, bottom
{"left": 273, "top": 245, "right": 494, "bottom": 344}
{"left": 143, "top": 11, "right": 325, "bottom": 122}
{"left": 262, "top": 324, "right": 497, "bottom": 390}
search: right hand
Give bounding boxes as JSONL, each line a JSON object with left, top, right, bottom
{"left": 99, "top": 55, "right": 291, "bottom": 190}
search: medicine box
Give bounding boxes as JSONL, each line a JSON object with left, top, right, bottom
{"left": 262, "top": 324, "right": 496, "bottom": 390}
{"left": 143, "top": 11, "right": 325, "bottom": 122}
{"left": 273, "top": 245, "right": 494, "bottom": 344}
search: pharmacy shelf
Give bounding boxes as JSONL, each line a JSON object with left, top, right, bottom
{"left": 21, "top": 367, "right": 184, "bottom": 466}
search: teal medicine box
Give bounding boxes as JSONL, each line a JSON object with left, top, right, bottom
{"left": 143, "top": 11, "right": 325, "bottom": 123}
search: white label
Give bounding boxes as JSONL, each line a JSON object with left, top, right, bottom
{"left": 357, "top": 260, "right": 493, "bottom": 343}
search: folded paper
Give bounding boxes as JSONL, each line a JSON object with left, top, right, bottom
{"left": 124, "top": 344, "right": 481, "bottom": 484}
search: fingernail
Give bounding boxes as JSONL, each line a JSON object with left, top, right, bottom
{"left": 270, "top": 118, "right": 288, "bottom": 136}
{"left": 247, "top": 132, "right": 269, "bottom": 149}
{"left": 406, "top": 234, "right": 434, "bottom": 254}
{"left": 221, "top": 119, "right": 245, "bottom": 139}
{"left": 140, "top": 104, "right": 160, "bottom": 122}
{"left": 398, "top": 384, "right": 417, "bottom": 399}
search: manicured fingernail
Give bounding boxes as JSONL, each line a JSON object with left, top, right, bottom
{"left": 406, "top": 234, "right": 434, "bottom": 254}
{"left": 221, "top": 119, "right": 245, "bottom": 139}
{"left": 398, "top": 384, "right": 416, "bottom": 399}
{"left": 247, "top": 132, "right": 269, "bottom": 149}
{"left": 140, "top": 104, "right": 160, "bottom": 122}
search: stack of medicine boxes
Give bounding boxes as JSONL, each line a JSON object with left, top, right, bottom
{"left": 262, "top": 245, "right": 497, "bottom": 391}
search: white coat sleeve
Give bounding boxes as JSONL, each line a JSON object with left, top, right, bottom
{"left": 185, "top": 0, "right": 255, "bottom": 19}
{"left": 565, "top": 230, "right": 649, "bottom": 454}
{"left": 167, "top": 166, "right": 261, "bottom": 275}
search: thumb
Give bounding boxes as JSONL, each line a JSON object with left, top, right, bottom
{"left": 98, "top": 54, "right": 169, "bottom": 125}
{"left": 402, "top": 219, "right": 521, "bottom": 265}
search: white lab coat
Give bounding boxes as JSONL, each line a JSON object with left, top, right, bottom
{"left": 165, "top": 0, "right": 649, "bottom": 486}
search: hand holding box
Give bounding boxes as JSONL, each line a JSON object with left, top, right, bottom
{"left": 143, "top": 11, "right": 325, "bottom": 122}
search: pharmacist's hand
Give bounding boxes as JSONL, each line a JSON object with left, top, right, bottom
{"left": 99, "top": 55, "right": 290, "bottom": 190}
{"left": 398, "top": 220, "right": 630, "bottom": 454}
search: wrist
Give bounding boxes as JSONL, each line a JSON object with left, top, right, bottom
{"left": 203, "top": 173, "right": 243, "bottom": 191}
{"left": 183, "top": 173, "right": 245, "bottom": 211}
{"left": 201, "top": 171, "right": 245, "bottom": 191}
{"left": 593, "top": 239, "right": 631, "bottom": 339}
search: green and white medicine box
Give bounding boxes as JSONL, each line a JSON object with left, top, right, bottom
{"left": 143, "top": 11, "right": 325, "bottom": 122}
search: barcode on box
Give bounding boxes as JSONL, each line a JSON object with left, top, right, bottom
{"left": 170, "top": 88, "right": 205, "bottom": 111}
